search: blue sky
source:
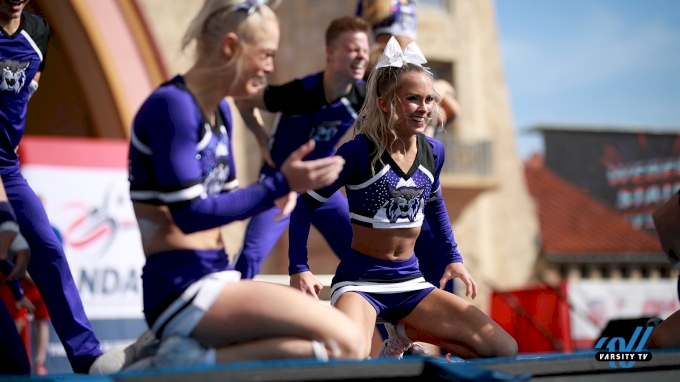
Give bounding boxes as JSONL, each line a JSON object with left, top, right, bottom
{"left": 494, "top": 0, "right": 680, "bottom": 158}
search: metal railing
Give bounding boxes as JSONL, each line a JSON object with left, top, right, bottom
{"left": 434, "top": 134, "right": 494, "bottom": 177}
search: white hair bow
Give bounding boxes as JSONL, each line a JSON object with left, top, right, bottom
{"left": 232, "top": 0, "right": 268, "bottom": 15}
{"left": 375, "top": 37, "right": 431, "bottom": 74}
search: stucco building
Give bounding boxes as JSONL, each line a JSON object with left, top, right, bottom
{"left": 23, "top": 0, "right": 539, "bottom": 312}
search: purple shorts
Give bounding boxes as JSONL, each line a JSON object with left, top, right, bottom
{"left": 331, "top": 248, "right": 435, "bottom": 324}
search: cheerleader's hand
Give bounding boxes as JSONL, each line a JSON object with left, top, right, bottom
{"left": 274, "top": 192, "right": 297, "bottom": 221}
{"left": 281, "top": 140, "right": 345, "bottom": 192}
{"left": 15, "top": 296, "right": 35, "bottom": 314}
{"left": 440, "top": 262, "right": 477, "bottom": 299}
{"left": 0, "top": 224, "right": 30, "bottom": 281}
{"left": 290, "top": 271, "right": 323, "bottom": 300}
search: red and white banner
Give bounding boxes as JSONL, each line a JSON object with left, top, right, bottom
{"left": 567, "top": 279, "right": 679, "bottom": 346}
{"left": 18, "top": 137, "right": 144, "bottom": 320}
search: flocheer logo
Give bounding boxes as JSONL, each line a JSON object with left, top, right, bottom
{"left": 594, "top": 326, "right": 653, "bottom": 368}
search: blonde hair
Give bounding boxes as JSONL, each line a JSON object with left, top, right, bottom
{"left": 357, "top": 63, "right": 442, "bottom": 174}
{"left": 359, "top": 0, "right": 393, "bottom": 26}
{"left": 181, "top": 0, "right": 278, "bottom": 90}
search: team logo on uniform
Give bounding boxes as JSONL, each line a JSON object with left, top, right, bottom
{"left": 202, "top": 139, "right": 231, "bottom": 197}
{"left": 0, "top": 59, "right": 30, "bottom": 94}
{"left": 383, "top": 184, "right": 424, "bottom": 223}
{"left": 309, "top": 121, "right": 340, "bottom": 142}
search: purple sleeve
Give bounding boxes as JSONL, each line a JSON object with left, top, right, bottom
{"left": 288, "top": 195, "right": 315, "bottom": 275}
{"left": 0, "top": 261, "right": 24, "bottom": 301}
{"left": 140, "top": 92, "right": 290, "bottom": 234}
{"left": 0, "top": 201, "right": 17, "bottom": 223}
{"left": 288, "top": 139, "right": 362, "bottom": 274}
{"left": 424, "top": 137, "right": 463, "bottom": 263}
{"left": 219, "top": 101, "right": 238, "bottom": 183}
{"left": 424, "top": 195, "right": 462, "bottom": 264}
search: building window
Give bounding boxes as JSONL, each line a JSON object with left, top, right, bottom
{"left": 426, "top": 60, "right": 454, "bottom": 85}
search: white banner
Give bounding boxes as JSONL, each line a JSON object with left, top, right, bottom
{"left": 22, "top": 165, "right": 144, "bottom": 320}
{"left": 568, "top": 279, "right": 679, "bottom": 341}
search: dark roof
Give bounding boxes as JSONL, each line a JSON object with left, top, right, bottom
{"left": 526, "top": 123, "right": 680, "bottom": 136}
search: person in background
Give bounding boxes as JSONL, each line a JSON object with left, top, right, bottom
{"left": 1, "top": 0, "right": 104, "bottom": 374}
{"left": 647, "top": 191, "right": 680, "bottom": 349}
{"left": 0, "top": 271, "right": 50, "bottom": 375}
{"left": 91, "top": 0, "right": 364, "bottom": 373}
{"left": 357, "top": 0, "right": 461, "bottom": 357}
{"left": 233, "top": 16, "right": 370, "bottom": 280}
{"left": 288, "top": 38, "right": 517, "bottom": 360}
{"left": 357, "top": 0, "right": 460, "bottom": 138}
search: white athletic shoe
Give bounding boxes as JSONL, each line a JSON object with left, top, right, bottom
{"left": 89, "top": 329, "right": 159, "bottom": 375}
{"left": 153, "top": 336, "right": 216, "bottom": 369}
{"left": 377, "top": 323, "right": 412, "bottom": 359}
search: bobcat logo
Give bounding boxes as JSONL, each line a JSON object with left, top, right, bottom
{"left": 202, "top": 140, "right": 230, "bottom": 197}
{"left": 0, "top": 60, "right": 29, "bottom": 94}
{"left": 383, "top": 184, "right": 424, "bottom": 223}
{"left": 309, "top": 121, "right": 340, "bottom": 142}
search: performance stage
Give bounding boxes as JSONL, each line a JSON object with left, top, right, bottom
{"left": 3, "top": 349, "right": 679, "bottom": 382}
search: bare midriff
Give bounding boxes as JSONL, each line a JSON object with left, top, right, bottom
{"left": 132, "top": 202, "right": 222, "bottom": 259}
{"left": 351, "top": 223, "right": 421, "bottom": 261}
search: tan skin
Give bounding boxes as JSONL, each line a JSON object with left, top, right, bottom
{"left": 293, "top": 72, "right": 517, "bottom": 359}
{"left": 133, "top": 17, "right": 363, "bottom": 363}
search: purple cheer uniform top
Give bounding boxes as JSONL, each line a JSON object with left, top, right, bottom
{"left": 301, "top": 133, "right": 451, "bottom": 231}
{"left": 356, "top": 0, "right": 418, "bottom": 41}
{"left": 263, "top": 71, "right": 365, "bottom": 171}
{"left": 0, "top": 13, "right": 49, "bottom": 173}
{"left": 289, "top": 133, "right": 462, "bottom": 273}
{"left": 128, "top": 76, "right": 291, "bottom": 331}
{"left": 289, "top": 133, "right": 462, "bottom": 323}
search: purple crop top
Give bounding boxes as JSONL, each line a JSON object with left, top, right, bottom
{"left": 128, "top": 76, "right": 290, "bottom": 234}
{"left": 288, "top": 134, "right": 462, "bottom": 274}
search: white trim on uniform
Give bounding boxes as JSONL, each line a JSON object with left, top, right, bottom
{"left": 418, "top": 165, "right": 434, "bottom": 183}
{"left": 130, "top": 183, "right": 205, "bottom": 203}
{"left": 330, "top": 277, "right": 433, "bottom": 306}
{"left": 307, "top": 190, "right": 329, "bottom": 203}
{"left": 347, "top": 165, "right": 391, "bottom": 190}
{"left": 222, "top": 179, "right": 239, "bottom": 191}
{"left": 196, "top": 123, "right": 213, "bottom": 151}
{"left": 151, "top": 270, "right": 241, "bottom": 339}
{"left": 350, "top": 212, "right": 424, "bottom": 229}
{"left": 130, "top": 123, "right": 153, "bottom": 155}
{"left": 20, "top": 30, "right": 43, "bottom": 62}
{"left": 339, "top": 97, "right": 358, "bottom": 120}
